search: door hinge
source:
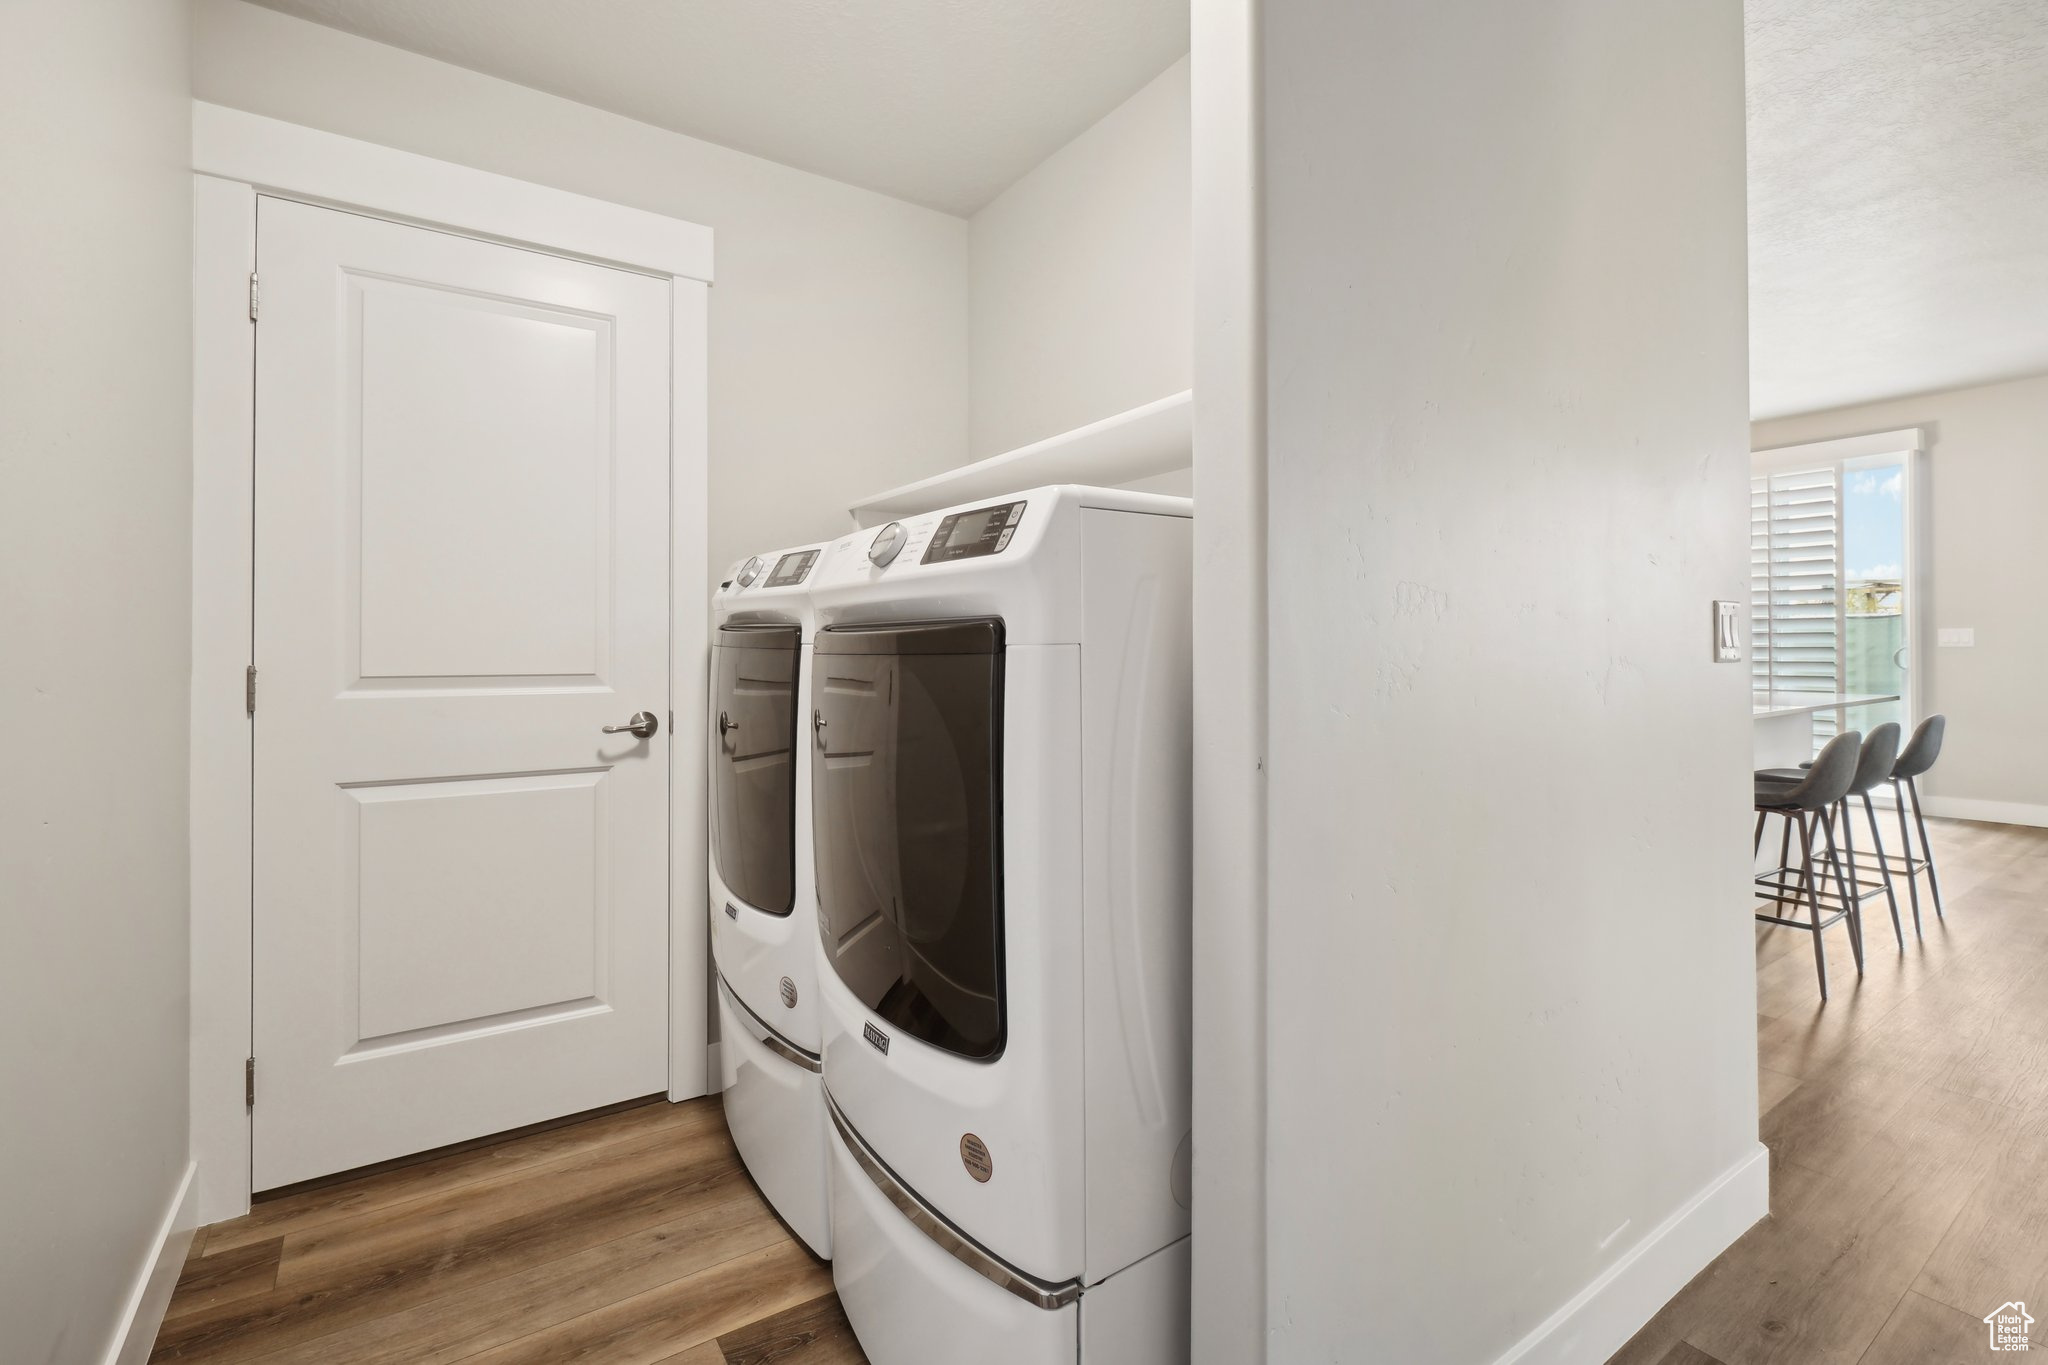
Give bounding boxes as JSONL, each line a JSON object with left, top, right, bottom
{"left": 245, "top": 1057, "right": 256, "bottom": 1108}
{"left": 248, "top": 272, "right": 260, "bottom": 321}
{"left": 245, "top": 665, "right": 257, "bottom": 717}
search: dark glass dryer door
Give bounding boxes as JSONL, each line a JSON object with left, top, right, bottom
{"left": 812, "top": 619, "right": 1005, "bottom": 1060}
{"left": 711, "top": 623, "right": 800, "bottom": 915}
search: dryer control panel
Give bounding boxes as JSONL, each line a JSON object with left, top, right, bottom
{"left": 848, "top": 496, "right": 1038, "bottom": 575}
{"left": 815, "top": 485, "right": 1191, "bottom": 645}
{"left": 921, "top": 500, "right": 1025, "bottom": 564}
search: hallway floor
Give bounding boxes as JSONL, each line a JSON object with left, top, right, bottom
{"left": 1612, "top": 815, "right": 2048, "bottom": 1364}
{"left": 148, "top": 815, "right": 2048, "bottom": 1364}
{"left": 150, "top": 1096, "right": 865, "bottom": 1363}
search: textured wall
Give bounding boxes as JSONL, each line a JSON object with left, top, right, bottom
{"left": 0, "top": 2, "right": 194, "bottom": 1358}
{"left": 1259, "top": 2, "right": 1758, "bottom": 1359}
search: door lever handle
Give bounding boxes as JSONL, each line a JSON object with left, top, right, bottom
{"left": 603, "top": 711, "right": 660, "bottom": 738}
{"left": 718, "top": 711, "right": 739, "bottom": 736}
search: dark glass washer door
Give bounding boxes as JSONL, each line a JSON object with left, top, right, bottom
{"left": 812, "top": 618, "right": 1005, "bottom": 1060}
{"left": 711, "top": 623, "right": 800, "bottom": 916}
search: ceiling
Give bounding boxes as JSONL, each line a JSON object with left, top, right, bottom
{"left": 1748, "top": 0, "right": 2048, "bottom": 418}
{"left": 245, "top": 0, "right": 1189, "bottom": 217}
{"left": 252, "top": 1, "right": 2046, "bottom": 418}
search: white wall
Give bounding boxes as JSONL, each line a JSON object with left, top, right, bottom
{"left": 968, "top": 56, "right": 1190, "bottom": 461}
{"left": 0, "top": 2, "right": 195, "bottom": 1359}
{"left": 1187, "top": 1, "right": 1265, "bottom": 1360}
{"left": 1753, "top": 372, "right": 2048, "bottom": 823}
{"left": 1254, "top": 3, "right": 1759, "bottom": 1362}
{"left": 190, "top": 0, "right": 971, "bottom": 578}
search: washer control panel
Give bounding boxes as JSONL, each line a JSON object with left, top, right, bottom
{"left": 920, "top": 500, "right": 1026, "bottom": 565}
{"left": 720, "top": 541, "right": 831, "bottom": 597}
{"left": 765, "top": 547, "right": 819, "bottom": 587}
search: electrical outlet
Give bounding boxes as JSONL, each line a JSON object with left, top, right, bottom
{"left": 1938, "top": 627, "right": 1975, "bottom": 648}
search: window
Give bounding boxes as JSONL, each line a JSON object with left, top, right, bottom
{"left": 1751, "top": 429, "right": 1922, "bottom": 755}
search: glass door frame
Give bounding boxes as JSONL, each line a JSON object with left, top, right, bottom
{"left": 1751, "top": 426, "right": 1927, "bottom": 757}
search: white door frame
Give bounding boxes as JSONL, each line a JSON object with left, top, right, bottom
{"left": 189, "top": 103, "right": 713, "bottom": 1226}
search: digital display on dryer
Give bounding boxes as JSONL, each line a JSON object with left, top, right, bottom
{"left": 921, "top": 501, "right": 1024, "bottom": 564}
{"left": 765, "top": 549, "right": 818, "bottom": 587}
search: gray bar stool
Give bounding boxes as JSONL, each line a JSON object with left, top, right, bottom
{"left": 1889, "top": 714, "right": 1948, "bottom": 929}
{"left": 1754, "top": 730, "right": 1865, "bottom": 1000}
{"left": 1758, "top": 722, "right": 1905, "bottom": 949}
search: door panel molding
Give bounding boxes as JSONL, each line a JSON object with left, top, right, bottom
{"left": 189, "top": 114, "right": 711, "bottom": 1226}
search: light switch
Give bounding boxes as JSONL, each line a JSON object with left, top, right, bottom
{"left": 1712, "top": 600, "right": 1742, "bottom": 662}
{"left": 1939, "top": 627, "right": 1975, "bottom": 648}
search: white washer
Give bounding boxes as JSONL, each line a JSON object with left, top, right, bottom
{"left": 709, "top": 539, "right": 833, "bottom": 1256}
{"left": 807, "top": 486, "right": 1193, "bottom": 1365}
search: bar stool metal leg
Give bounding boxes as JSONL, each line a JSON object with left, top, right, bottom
{"left": 1860, "top": 789, "right": 1905, "bottom": 948}
{"left": 1778, "top": 813, "right": 1796, "bottom": 902}
{"left": 1889, "top": 777, "right": 1924, "bottom": 937}
{"left": 1823, "top": 804, "right": 1865, "bottom": 974}
{"left": 1759, "top": 810, "right": 1793, "bottom": 912}
{"left": 1908, "top": 775, "right": 1944, "bottom": 919}
{"left": 1797, "top": 810, "right": 1829, "bottom": 1001}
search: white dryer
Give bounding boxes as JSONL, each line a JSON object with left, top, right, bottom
{"left": 807, "top": 486, "right": 1193, "bottom": 1365}
{"left": 709, "top": 539, "right": 833, "bottom": 1257}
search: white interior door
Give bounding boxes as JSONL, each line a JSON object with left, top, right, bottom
{"left": 252, "top": 197, "right": 672, "bottom": 1190}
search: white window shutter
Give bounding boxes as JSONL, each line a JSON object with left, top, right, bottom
{"left": 1751, "top": 465, "right": 1841, "bottom": 750}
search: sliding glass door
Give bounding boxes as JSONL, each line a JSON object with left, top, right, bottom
{"left": 1840, "top": 452, "right": 1908, "bottom": 735}
{"left": 1751, "top": 432, "right": 1920, "bottom": 755}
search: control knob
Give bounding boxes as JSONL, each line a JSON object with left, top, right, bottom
{"left": 868, "top": 522, "right": 907, "bottom": 567}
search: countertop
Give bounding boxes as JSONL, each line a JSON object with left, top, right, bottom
{"left": 1752, "top": 692, "right": 1900, "bottom": 720}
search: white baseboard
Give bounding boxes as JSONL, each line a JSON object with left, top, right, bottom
{"left": 105, "top": 1161, "right": 198, "bottom": 1365}
{"left": 1920, "top": 795, "right": 2048, "bottom": 829}
{"left": 1490, "top": 1143, "right": 1770, "bottom": 1365}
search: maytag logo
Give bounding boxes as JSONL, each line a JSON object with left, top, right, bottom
{"left": 724, "top": 903, "right": 738, "bottom": 921}
{"left": 863, "top": 1021, "right": 891, "bottom": 1055}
